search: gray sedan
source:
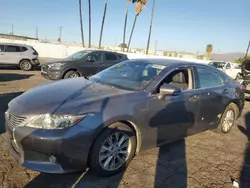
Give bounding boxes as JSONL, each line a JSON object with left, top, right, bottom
{"left": 4, "top": 59, "right": 245, "bottom": 176}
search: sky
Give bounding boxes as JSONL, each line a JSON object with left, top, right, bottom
{"left": 0, "top": 0, "right": 249, "bottom": 53}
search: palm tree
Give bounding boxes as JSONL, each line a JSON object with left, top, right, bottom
{"left": 88, "top": 0, "right": 91, "bottom": 48}
{"left": 245, "top": 40, "right": 250, "bottom": 59}
{"left": 206, "top": 44, "right": 213, "bottom": 60}
{"left": 122, "top": 0, "right": 131, "bottom": 52}
{"left": 99, "top": 0, "right": 108, "bottom": 49}
{"left": 146, "top": 0, "right": 155, "bottom": 54}
{"left": 127, "top": 1, "right": 147, "bottom": 52}
{"left": 79, "top": 0, "right": 84, "bottom": 47}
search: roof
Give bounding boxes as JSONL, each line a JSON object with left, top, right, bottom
{"left": 0, "top": 43, "right": 32, "bottom": 47}
{"left": 130, "top": 58, "right": 200, "bottom": 66}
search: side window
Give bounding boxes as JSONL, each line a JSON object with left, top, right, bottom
{"left": 196, "top": 67, "right": 225, "bottom": 88}
{"left": 226, "top": 63, "right": 231, "bottom": 69}
{"left": 105, "top": 52, "right": 117, "bottom": 61}
{"left": 163, "top": 69, "right": 190, "bottom": 90}
{"left": 6, "top": 45, "right": 20, "bottom": 52}
{"left": 20, "top": 47, "right": 28, "bottom": 52}
{"left": 87, "top": 52, "right": 103, "bottom": 62}
{"left": 0, "top": 45, "right": 4, "bottom": 52}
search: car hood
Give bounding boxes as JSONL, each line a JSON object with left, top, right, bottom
{"left": 42, "top": 58, "right": 75, "bottom": 65}
{"left": 8, "top": 78, "right": 133, "bottom": 115}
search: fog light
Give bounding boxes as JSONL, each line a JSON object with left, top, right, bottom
{"left": 49, "top": 155, "right": 57, "bottom": 163}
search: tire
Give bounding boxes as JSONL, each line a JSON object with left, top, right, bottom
{"left": 19, "top": 60, "right": 32, "bottom": 71}
{"left": 89, "top": 123, "right": 136, "bottom": 176}
{"left": 63, "top": 70, "right": 80, "bottom": 79}
{"left": 216, "top": 103, "right": 239, "bottom": 134}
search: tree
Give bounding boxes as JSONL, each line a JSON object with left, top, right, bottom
{"left": 88, "top": 0, "right": 91, "bottom": 48}
{"left": 127, "top": 0, "right": 147, "bottom": 52}
{"left": 119, "top": 43, "right": 128, "bottom": 50}
{"left": 122, "top": 0, "right": 131, "bottom": 52}
{"left": 234, "top": 56, "right": 250, "bottom": 64}
{"left": 206, "top": 44, "right": 213, "bottom": 60}
{"left": 79, "top": 0, "right": 84, "bottom": 47}
{"left": 99, "top": 0, "right": 108, "bottom": 49}
{"left": 146, "top": 0, "right": 155, "bottom": 54}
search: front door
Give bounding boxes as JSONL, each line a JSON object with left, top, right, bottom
{"left": 147, "top": 68, "right": 200, "bottom": 145}
{"left": 0, "top": 45, "right": 6, "bottom": 64}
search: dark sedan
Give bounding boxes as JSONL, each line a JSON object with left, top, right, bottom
{"left": 41, "top": 50, "right": 128, "bottom": 80}
{"left": 5, "top": 59, "right": 245, "bottom": 176}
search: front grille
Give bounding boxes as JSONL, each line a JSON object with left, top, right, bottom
{"left": 6, "top": 113, "right": 27, "bottom": 128}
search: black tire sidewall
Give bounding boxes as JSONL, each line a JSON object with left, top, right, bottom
{"left": 64, "top": 71, "right": 80, "bottom": 79}
{"left": 20, "top": 60, "right": 32, "bottom": 71}
{"left": 89, "top": 123, "right": 136, "bottom": 176}
{"left": 218, "top": 104, "right": 238, "bottom": 133}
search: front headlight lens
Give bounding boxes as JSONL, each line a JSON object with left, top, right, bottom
{"left": 48, "top": 62, "right": 65, "bottom": 67}
{"left": 25, "top": 114, "right": 86, "bottom": 130}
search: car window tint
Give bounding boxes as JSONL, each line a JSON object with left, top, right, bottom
{"left": 20, "top": 47, "right": 28, "bottom": 52}
{"left": 105, "top": 52, "right": 117, "bottom": 60}
{"left": 197, "top": 67, "right": 225, "bottom": 88}
{"left": 6, "top": 45, "right": 20, "bottom": 52}
{"left": 88, "top": 52, "right": 102, "bottom": 61}
{"left": 0, "top": 45, "right": 4, "bottom": 52}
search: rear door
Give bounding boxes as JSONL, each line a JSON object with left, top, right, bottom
{"left": 4, "top": 45, "right": 22, "bottom": 64}
{"left": 194, "top": 65, "right": 229, "bottom": 132}
{"left": 0, "top": 45, "right": 6, "bottom": 63}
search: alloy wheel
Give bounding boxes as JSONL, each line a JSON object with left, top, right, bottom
{"left": 21, "top": 61, "right": 31, "bottom": 70}
{"left": 99, "top": 132, "right": 131, "bottom": 171}
{"left": 69, "top": 72, "right": 79, "bottom": 78}
{"left": 222, "top": 109, "right": 235, "bottom": 132}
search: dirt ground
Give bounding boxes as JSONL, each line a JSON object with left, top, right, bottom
{"left": 0, "top": 67, "right": 250, "bottom": 188}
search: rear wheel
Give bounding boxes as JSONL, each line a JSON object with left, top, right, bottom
{"left": 63, "top": 70, "right": 80, "bottom": 79}
{"left": 89, "top": 123, "right": 136, "bottom": 176}
{"left": 216, "top": 103, "right": 239, "bottom": 133}
{"left": 19, "top": 60, "right": 32, "bottom": 71}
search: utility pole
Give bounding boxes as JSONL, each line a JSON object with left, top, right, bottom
{"left": 245, "top": 39, "right": 250, "bottom": 59}
{"left": 36, "top": 27, "right": 38, "bottom": 38}
{"left": 154, "top": 40, "right": 158, "bottom": 55}
{"left": 11, "top": 24, "right": 14, "bottom": 35}
{"left": 58, "top": 26, "right": 63, "bottom": 43}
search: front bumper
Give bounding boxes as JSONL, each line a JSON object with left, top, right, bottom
{"left": 5, "top": 120, "right": 95, "bottom": 174}
{"left": 41, "top": 67, "right": 62, "bottom": 80}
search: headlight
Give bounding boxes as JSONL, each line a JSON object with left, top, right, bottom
{"left": 25, "top": 114, "right": 86, "bottom": 130}
{"left": 48, "top": 62, "right": 66, "bottom": 67}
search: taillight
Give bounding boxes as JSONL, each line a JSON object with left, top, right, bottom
{"left": 240, "top": 85, "right": 246, "bottom": 92}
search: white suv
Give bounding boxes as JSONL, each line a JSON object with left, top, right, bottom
{"left": 0, "top": 43, "right": 40, "bottom": 71}
{"left": 208, "top": 61, "right": 241, "bottom": 80}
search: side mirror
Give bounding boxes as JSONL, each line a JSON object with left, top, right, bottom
{"left": 159, "top": 84, "right": 181, "bottom": 97}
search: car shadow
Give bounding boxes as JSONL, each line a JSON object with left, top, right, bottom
{"left": 238, "top": 112, "right": 250, "bottom": 187}
{"left": 0, "top": 92, "right": 23, "bottom": 134}
{"left": 0, "top": 73, "right": 34, "bottom": 82}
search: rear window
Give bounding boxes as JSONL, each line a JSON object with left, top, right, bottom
{"left": 31, "top": 47, "right": 38, "bottom": 55}
{"left": 20, "top": 47, "right": 28, "bottom": 52}
{"left": 6, "top": 45, "right": 20, "bottom": 52}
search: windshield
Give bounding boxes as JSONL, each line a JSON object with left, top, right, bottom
{"left": 90, "top": 61, "right": 166, "bottom": 91}
{"left": 67, "top": 51, "right": 90, "bottom": 60}
{"left": 209, "top": 62, "right": 226, "bottom": 68}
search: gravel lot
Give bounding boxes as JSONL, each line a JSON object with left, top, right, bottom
{"left": 0, "top": 67, "right": 250, "bottom": 188}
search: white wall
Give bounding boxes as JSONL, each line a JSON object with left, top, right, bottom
{"left": 0, "top": 38, "right": 210, "bottom": 64}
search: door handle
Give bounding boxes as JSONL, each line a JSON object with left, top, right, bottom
{"left": 222, "top": 89, "right": 229, "bottom": 94}
{"left": 189, "top": 95, "right": 200, "bottom": 102}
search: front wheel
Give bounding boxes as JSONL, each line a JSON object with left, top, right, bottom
{"left": 89, "top": 123, "right": 136, "bottom": 176}
{"left": 216, "top": 103, "right": 239, "bottom": 133}
{"left": 63, "top": 70, "right": 80, "bottom": 79}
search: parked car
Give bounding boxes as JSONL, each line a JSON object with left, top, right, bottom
{"left": 5, "top": 59, "right": 245, "bottom": 176}
{"left": 208, "top": 61, "right": 241, "bottom": 80}
{"left": 0, "top": 43, "right": 40, "bottom": 71}
{"left": 41, "top": 50, "right": 128, "bottom": 80}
